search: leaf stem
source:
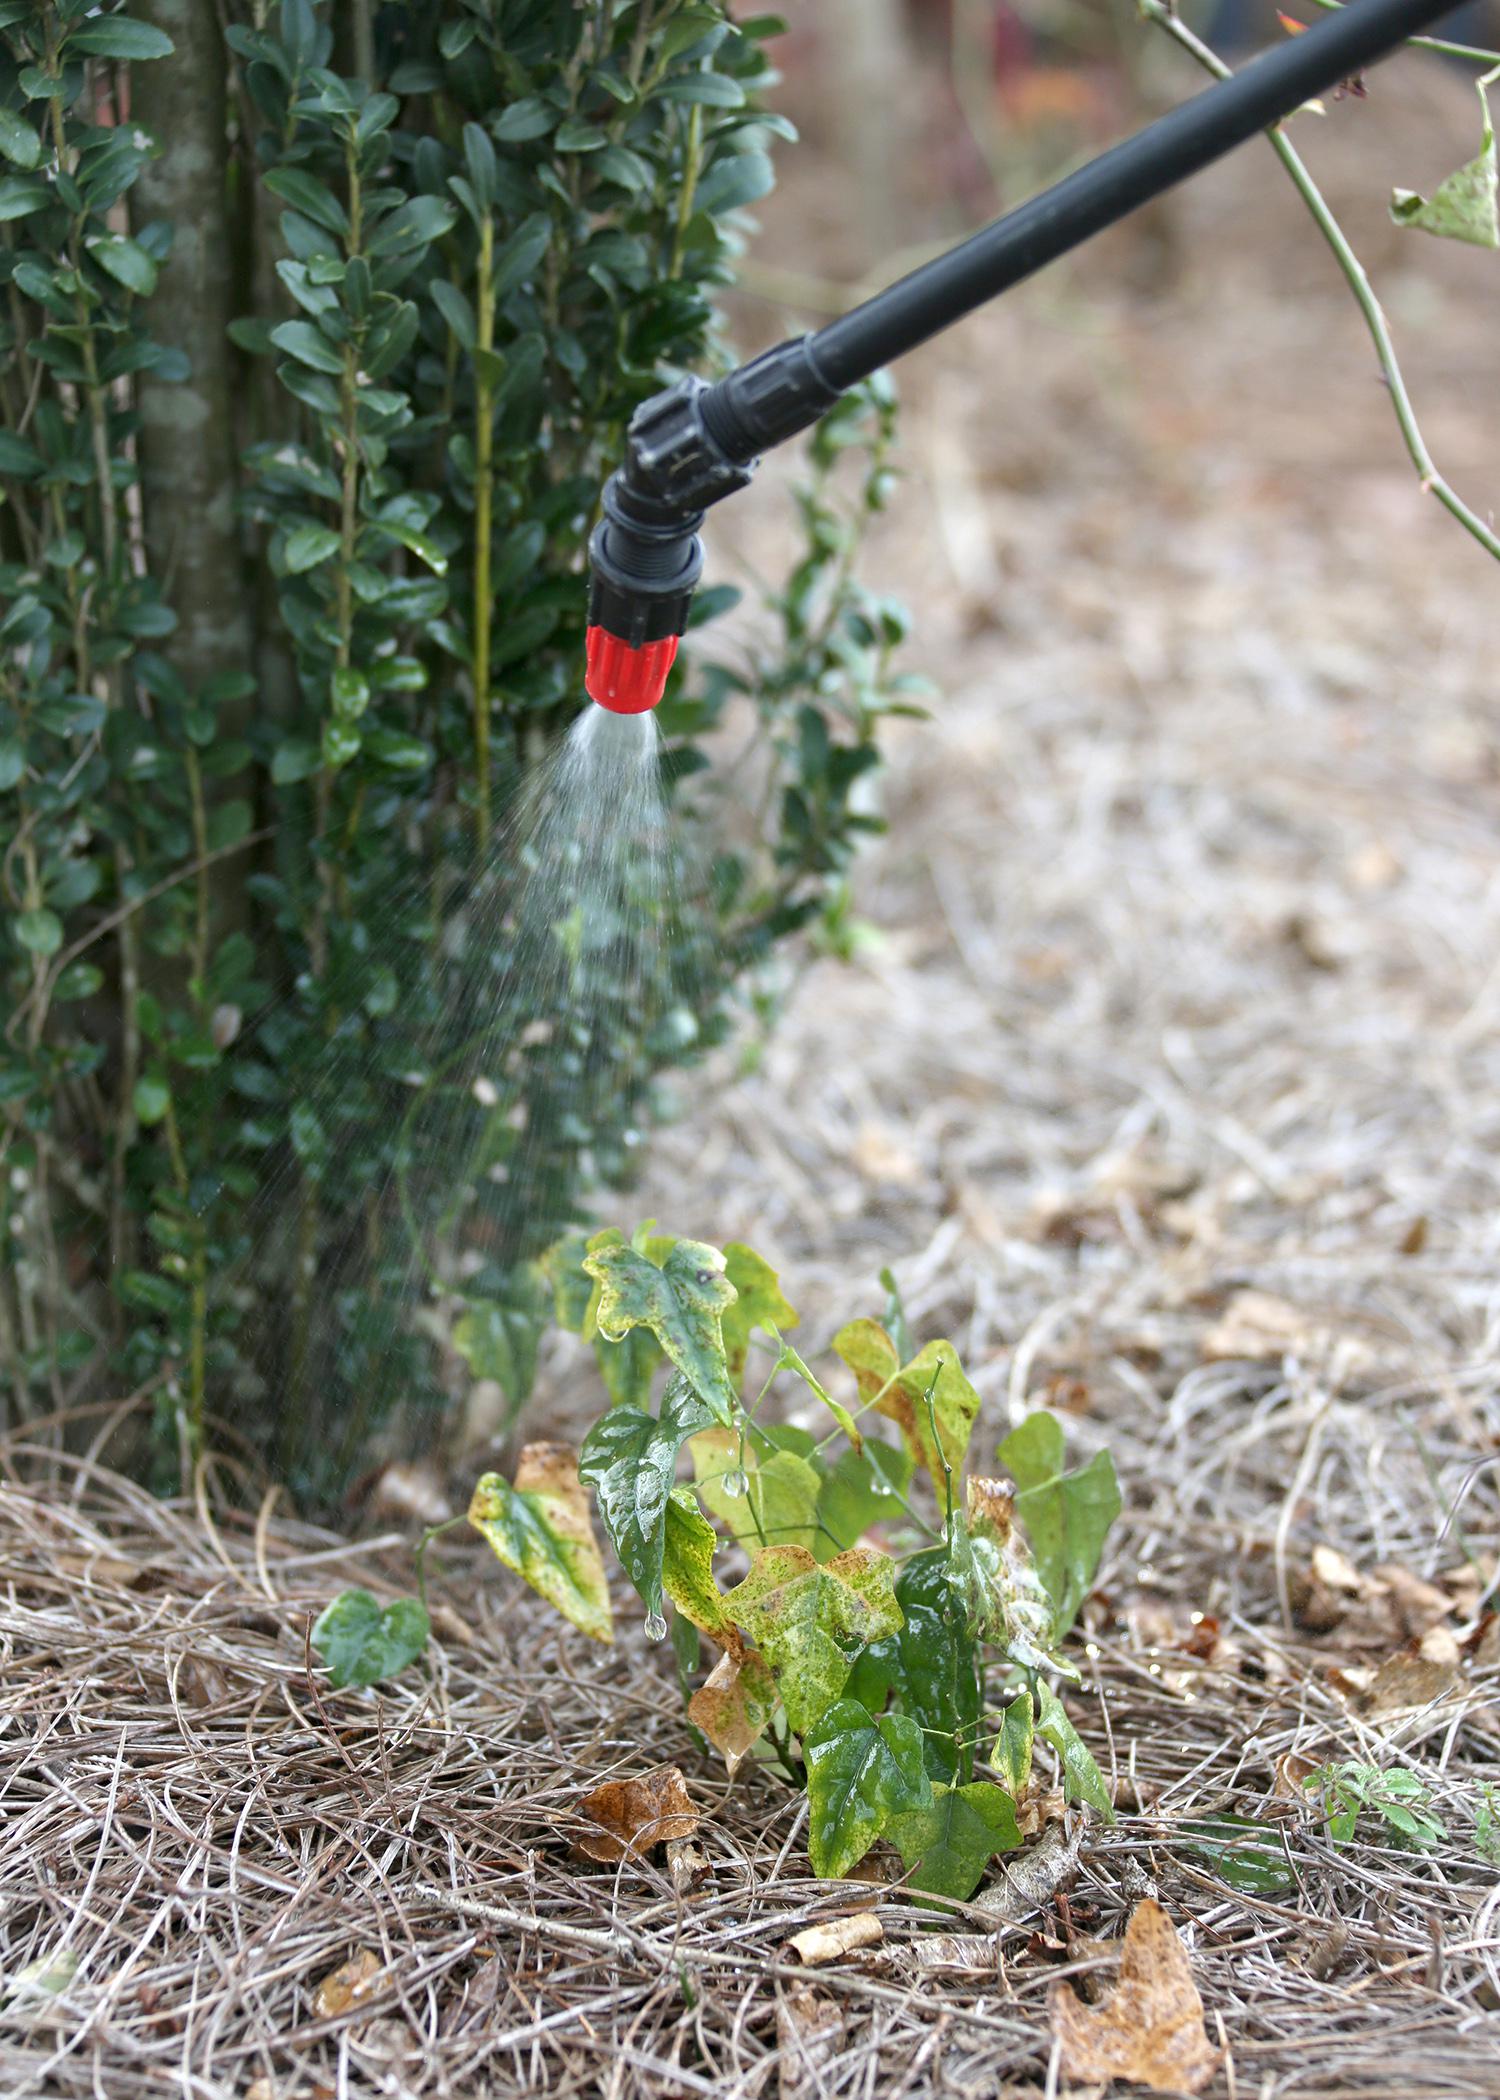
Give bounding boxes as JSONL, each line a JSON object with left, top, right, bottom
{"left": 1139, "top": 0, "right": 1500, "bottom": 564}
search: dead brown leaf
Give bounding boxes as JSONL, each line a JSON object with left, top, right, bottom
{"left": 788, "top": 1912, "right": 883, "bottom": 1965}
{"left": 1049, "top": 1899, "right": 1217, "bottom": 2096}
{"left": 973, "top": 1820, "right": 1082, "bottom": 1927}
{"left": 776, "top": 1986, "right": 846, "bottom": 2100}
{"left": 1357, "top": 1650, "right": 1461, "bottom": 1722}
{"left": 312, "top": 1949, "right": 382, "bottom": 2020}
{"left": 574, "top": 1764, "right": 699, "bottom": 1863}
{"left": 667, "top": 1835, "right": 711, "bottom": 1896}
{"left": 688, "top": 1649, "right": 777, "bottom": 1774}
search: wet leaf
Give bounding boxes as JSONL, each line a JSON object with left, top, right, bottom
{"left": 1036, "top": 1681, "right": 1113, "bottom": 1819}
{"left": 575, "top": 1764, "right": 699, "bottom": 1862}
{"left": 1049, "top": 1899, "right": 1217, "bottom": 2095}
{"left": 723, "top": 1545, "right": 903, "bottom": 1734}
{"left": 578, "top": 1377, "right": 718, "bottom": 1627}
{"left": 888, "top": 1779, "right": 1023, "bottom": 1899}
{"left": 720, "top": 1242, "right": 798, "bottom": 1379}
{"left": 1391, "top": 78, "right": 1498, "bottom": 249}
{"left": 689, "top": 1647, "right": 779, "bottom": 1772}
{"left": 468, "top": 1443, "right": 612, "bottom": 1644}
{"left": 998, "top": 1411, "right": 1121, "bottom": 1635}
{"left": 813, "top": 1436, "right": 913, "bottom": 1557}
{"left": 583, "top": 1231, "right": 739, "bottom": 1422}
{"left": 310, "top": 1588, "right": 429, "bottom": 1689}
{"left": 661, "top": 1486, "right": 740, "bottom": 1649}
{"left": 802, "top": 1697, "right": 931, "bottom": 1877}
{"left": 991, "top": 1686, "right": 1035, "bottom": 1797}
{"left": 891, "top": 1545, "right": 982, "bottom": 1784}
{"left": 691, "top": 1427, "right": 822, "bottom": 1554}
{"left": 314, "top": 1949, "right": 383, "bottom": 2019}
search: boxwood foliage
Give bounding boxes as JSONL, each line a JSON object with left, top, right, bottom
{"left": 0, "top": 0, "right": 919, "bottom": 1491}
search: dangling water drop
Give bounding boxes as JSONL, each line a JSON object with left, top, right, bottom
{"left": 721, "top": 1467, "right": 748, "bottom": 1499}
{"left": 644, "top": 1610, "right": 668, "bottom": 1642}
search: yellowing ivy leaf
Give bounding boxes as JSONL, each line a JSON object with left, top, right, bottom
{"left": 990, "top": 1686, "right": 1035, "bottom": 1797}
{"left": 833, "top": 1324, "right": 978, "bottom": 1486}
{"left": 689, "top": 1647, "right": 779, "bottom": 1772}
{"left": 661, "top": 1484, "right": 742, "bottom": 1651}
{"left": 583, "top": 1231, "right": 739, "bottom": 1422}
{"left": 721, "top": 1242, "right": 798, "bottom": 1380}
{"left": 468, "top": 1442, "right": 612, "bottom": 1643}
{"left": 721, "top": 1544, "right": 903, "bottom": 1734}
{"left": 1391, "top": 77, "right": 1498, "bottom": 249}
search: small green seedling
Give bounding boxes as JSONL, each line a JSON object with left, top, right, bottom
{"left": 311, "top": 1588, "right": 429, "bottom": 1690}
{"left": 1303, "top": 1761, "right": 1448, "bottom": 1852}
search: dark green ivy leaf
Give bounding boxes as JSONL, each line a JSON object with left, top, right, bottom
{"left": 802, "top": 1696, "right": 931, "bottom": 1878}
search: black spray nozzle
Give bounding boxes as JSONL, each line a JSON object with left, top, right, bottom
{"left": 587, "top": 0, "right": 1464, "bottom": 710}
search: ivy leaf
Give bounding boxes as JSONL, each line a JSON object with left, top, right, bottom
{"left": 311, "top": 1588, "right": 429, "bottom": 1689}
{"left": 661, "top": 1486, "right": 741, "bottom": 1649}
{"left": 1391, "top": 77, "right": 1498, "bottom": 249}
{"left": 891, "top": 1545, "right": 982, "bottom": 1784}
{"left": 690, "top": 1427, "right": 821, "bottom": 1554}
{"left": 888, "top": 1780, "right": 1023, "bottom": 1900}
{"left": 469, "top": 1442, "right": 613, "bottom": 1644}
{"left": 720, "top": 1241, "right": 797, "bottom": 1380}
{"left": 721, "top": 1544, "right": 902, "bottom": 1734}
{"left": 578, "top": 1375, "right": 718, "bottom": 1628}
{"left": 833, "top": 1324, "right": 979, "bottom": 1486}
{"left": 689, "top": 1648, "right": 779, "bottom": 1774}
{"left": 990, "top": 1687, "right": 1035, "bottom": 1797}
{"left": 999, "top": 1412, "right": 1121, "bottom": 1636}
{"left": 583, "top": 1232, "right": 739, "bottom": 1424}
{"left": 803, "top": 1697, "right": 931, "bottom": 1878}
{"left": 1036, "top": 1681, "right": 1113, "bottom": 1819}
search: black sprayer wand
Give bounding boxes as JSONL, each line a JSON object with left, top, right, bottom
{"left": 584, "top": 0, "right": 1463, "bottom": 713}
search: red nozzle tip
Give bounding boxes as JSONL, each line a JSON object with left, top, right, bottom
{"left": 585, "top": 627, "right": 679, "bottom": 714}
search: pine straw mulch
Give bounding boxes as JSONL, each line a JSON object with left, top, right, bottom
{"left": 2, "top": 1399, "right": 1498, "bottom": 2100}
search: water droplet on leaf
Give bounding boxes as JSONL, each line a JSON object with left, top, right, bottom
{"left": 644, "top": 1610, "right": 668, "bottom": 1642}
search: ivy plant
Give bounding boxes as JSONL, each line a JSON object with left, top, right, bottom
{"left": 461, "top": 1226, "right": 1121, "bottom": 1895}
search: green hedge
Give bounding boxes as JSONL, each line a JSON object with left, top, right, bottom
{"left": 0, "top": 0, "right": 919, "bottom": 1492}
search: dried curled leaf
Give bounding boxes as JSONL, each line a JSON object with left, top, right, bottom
{"left": 689, "top": 1647, "right": 778, "bottom": 1773}
{"left": 313, "top": 1948, "right": 383, "bottom": 2020}
{"left": 468, "top": 1442, "right": 612, "bottom": 1644}
{"left": 575, "top": 1764, "right": 699, "bottom": 1862}
{"left": 788, "top": 1912, "right": 883, "bottom": 1966}
{"left": 1049, "top": 1899, "right": 1217, "bottom": 2095}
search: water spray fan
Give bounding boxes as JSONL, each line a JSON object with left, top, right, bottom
{"left": 585, "top": 0, "right": 1462, "bottom": 714}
